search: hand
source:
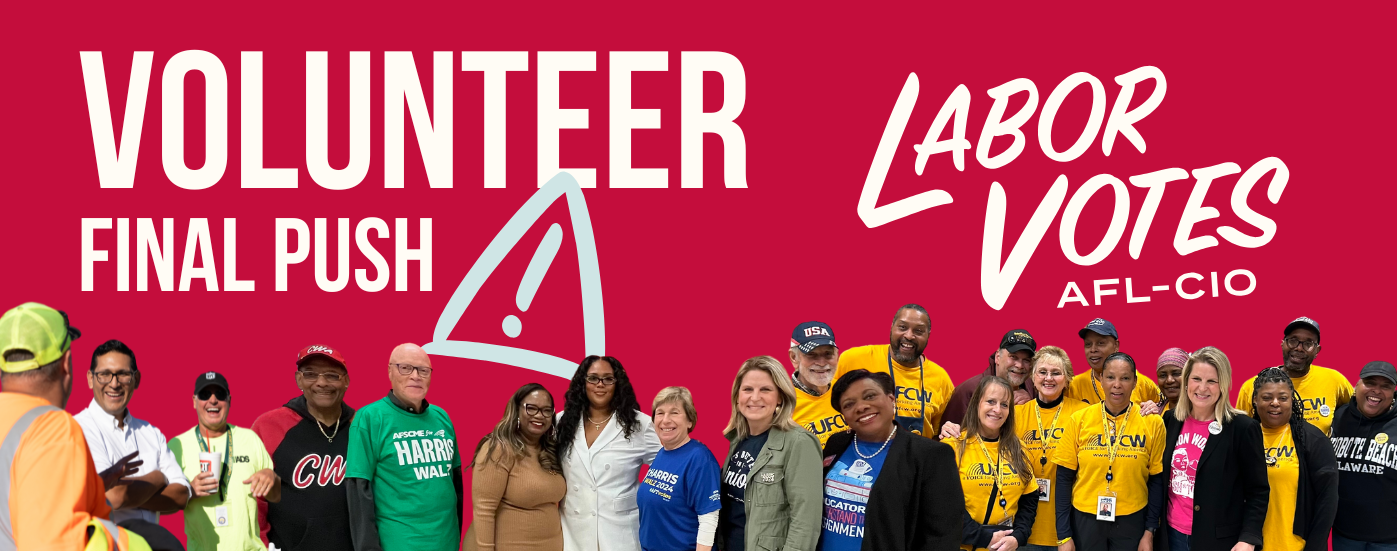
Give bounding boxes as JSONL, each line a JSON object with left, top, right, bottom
{"left": 989, "top": 530, "right": 1013, "bottom": 548}
{"left": 191, "top": 471, "right": 219, "bottom": 497}
{"left": 1139, "top": 400, "right": 1162, "bottom": 416}
{"left": 939, "top": 422, "right": 962, "bottom": 440}
{"left": 1058, "top": 539, "right": 1075, "bottom": 551}
{"left": 1138, "top": 530, "right": 1154, "bottom": 551}
{"left": 1013, "top": 389, "right": 1032, "bottom": 405}
{"left": 992, "top": 532, "right": 1019, "bottom": 551}
{"left": 244, "top": 468, "right": 279, "bottom": 499}
{"left": 1229, "top": 542, "right": 1256, "bottom": 551}
{"left": 98, "top": 451, "right": 142, "bottom": 489}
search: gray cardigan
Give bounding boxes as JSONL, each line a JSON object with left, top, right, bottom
{"left": 716, "top": 425, "right": 824, "bottom": 551}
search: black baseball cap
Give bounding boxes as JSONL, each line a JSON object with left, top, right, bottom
{"left": 1078, "top": 318, "right": 1119, "bottom": 340}
{"left": 194, "top": 371, "right": 230, "bottom": 395}
{"left": 791, "top": 321, "right": 837, "bottom": 354}
{"left": 1284, "top": 316, "right": 1321, "bottom": 342}
{"left": 1359, "top": 361, "right": 1396, "bottom": 385}
{"left": 999, "top": 329, "right": 1036, "bottom": 355}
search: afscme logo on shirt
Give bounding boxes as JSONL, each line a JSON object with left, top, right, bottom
{"left": 393, "top": 430, "right": 432, "bottom": 439}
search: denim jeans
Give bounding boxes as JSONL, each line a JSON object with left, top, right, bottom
{"left": 1333, "top": 534, "right": 1397, "bottom": 551}
{"left": 1167, "top": 526, "right": 1190, "bottom": 551}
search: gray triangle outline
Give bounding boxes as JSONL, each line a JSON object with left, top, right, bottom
{"left": 423, "top": 172, "right": 604, "bottom": 379}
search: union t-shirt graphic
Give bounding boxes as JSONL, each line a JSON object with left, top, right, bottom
{"left": 345, "top": 396, "right": 461, "bottom": 551}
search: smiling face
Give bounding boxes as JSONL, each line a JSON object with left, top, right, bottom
{"left": 388, "top": 345, "right": 431, "bottom": 404}
{"left": 794, "top": 345, "right": 838, "bottom": 390}
{"left": 1101, "top": 359, "right": 1137, "bottom": 412}
{"left": 995, "top": 348, "right": 1032, "bottom": 387}
{"left": 653, "top": 401, "right": 694, "bottom": 448}
{"left": 1281, "top": 328, "right": 1320, "bottom": 372}
{"left": 977, "top": 383, "right": 1012, "bottom": 438}
{"left": 738, "top": 369, "right": 780, "bottom": 432}
{"left": 1158, "top": 363, "right": 1184, "bottom": 404}
{"left": 1083, "top": 333, "right": 1119, "bottom": 372}
{"left": 1186, "top": 361, "right": 1221, "bottom": 419}
{"left": 1356, "top": 376, "right": 1396, "bottom": 418}
{"left": 87, "top": 351, "right": 135, "bottom": 417}
{"left": 1033, "top": 357, "right": 1068, "bottom": 401}
{"left": 193, "top": 387, "right": 230, "bottom": 432}
{"left": 516, "top": 389, "right": 555, "bottom": 442}
{"left": 297, "top": 357, "right": 349, "bottom": 412}
{"left": 888, "top": 308, "right": 930, "bottom": 365}
{"left": 585, "top": 359, "right": 617, "bottom": 410}
{"left": 838, "top": 378, "right": 897, "bottom": 441}
{"left": 1253, "top": 381, "right": 1294, "bottom": 429}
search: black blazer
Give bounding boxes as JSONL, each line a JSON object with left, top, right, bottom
{"left": 1288, "top": 422, "right": 1338, "bottom": 551}
{"left": 822, "top": 423, "right": 963, "bottom": 551}
{"left": 1155, "top": 413, "right": 1269, "bottom": 551}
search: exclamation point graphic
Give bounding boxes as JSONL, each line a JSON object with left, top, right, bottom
{"left": 502, "top": 223, "right": 564, "bottom": 338}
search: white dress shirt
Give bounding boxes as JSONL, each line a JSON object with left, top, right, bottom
{"left": 557, "top": 410, "right": 661, "bottom": 551}
{"left": 75, "top": 398, "right": 191, "bottom": 524}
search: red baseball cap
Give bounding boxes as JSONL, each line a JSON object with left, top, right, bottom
{"left": 297, "top": 344, "right": 347, "bottom": 369}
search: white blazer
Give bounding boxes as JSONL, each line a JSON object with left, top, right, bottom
{"left": 558, "top": 410, "right": 661, "bottom": 551}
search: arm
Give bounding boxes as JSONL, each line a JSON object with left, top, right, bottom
{"left": 963, "top": 509, "right": 988, "bottom": 547}
{"left": 1144, "top": 472, "right": 1164, "bottom": 532}
{"left": 144, "top": 428, "right": 191, "bottom": 512}
{"left": 1055, "top": 467, "right": 1076, "bottom": 540}
{"left": 1012, "top": 489, "right": 1040, "bottom": 546}
{"left": 244, "top": 468, "right": 282, "bottom": 503}
{"left": 922, "top": 443, "right": 969, "bottom": 551}
{"left": 471, "top": 449, "right": 509, "bottom": 551}
{"left": 454, "top": 465, "right": 465, "bottom": 537}
{"left": 108, "top": 470, "right": 165, "bottom": 510}
{"left": 1303, "top": 427, "right": 1339, "bottom": 551}
{"left": 347, "top": 478, "right": 384, "bottom": 551}
{"left": 781, "top": 432, "right": 825, "bottom": 551}
{"left": 1235, "top": 422, "right": 1270, "bottom": 545}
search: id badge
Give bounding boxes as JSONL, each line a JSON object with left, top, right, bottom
{"left": 1037, "top": 478, "right": 1051, "bottom": 501}
{"left": 214, "top": 506, "right": 230, "bottom": 527}
{"left": 1095, "top": 491, "right": 1117, "bottom": 522}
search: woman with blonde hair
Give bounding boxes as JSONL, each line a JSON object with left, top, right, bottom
{"left": 639, "top": 387, "right": 722, "bottom": 551}
{"left": 470, "top": 383, "right": 567, "bottom": 551}
{"left": 1015, "top": 346, "right": 1087, "bottom": 551}
{"left": 952, "top": 376, "right": 1041, "bottom": 551}
{"left": 1157, "top": 346, "right": 1269, "bottom": 551}
{"left": 717, "top": 356, "right": 823, "bottom": 551}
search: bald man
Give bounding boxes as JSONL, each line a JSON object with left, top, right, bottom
{"left": 346, "top": 344, "right": 462, "bottom": 551}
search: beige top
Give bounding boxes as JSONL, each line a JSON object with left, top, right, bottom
{"left": 471, "top": 443, "right": 567, "bottom": 551}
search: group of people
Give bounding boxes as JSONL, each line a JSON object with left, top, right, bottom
{"left": 2, "top": 301, "right": 1395, "bottom": 551}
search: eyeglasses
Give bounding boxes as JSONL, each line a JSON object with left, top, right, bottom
{"left": 197, "top": 387, "right": 229, "bottom": 401}
{"left": 392, "top": 363, "right": 433, "bottom": 377}
{"left": 298, "top": 370, "right": 344, "bottom": 383}
{"left": 522, "top": 404, "right": 555, "bottom": 417}
{"left": 93, "top": 371, "right": 135, "bottom": 385}
{"left": 585, "top": 375, "right": 617, "bottom": 386}
{"left": 1283, "top": 337, "right": 1319, "bottom": 351}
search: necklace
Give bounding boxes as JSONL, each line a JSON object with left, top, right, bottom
{"left": 587, "top": 411, "right": 613, "bottom": 430}
{"left": 1262, "top": 424, "right": 1291, "bottom": 466}
{"left": 317, "top": 416, "right": 341, "bottom": 443}
{"left": 854, "top": 425, "right": 897, "bottom": 459}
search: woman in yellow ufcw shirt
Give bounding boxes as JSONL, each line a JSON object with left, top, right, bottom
{"left": 1015, "top": 346, "right": 1087, "bottom": 551}
{"left": 1249, "top": 367, "right": 1337, "bottom": 551}
{"left": 1052, "top": 352, "right": 1166, "bottom": 551}
{"left": 952, "top": 376, "right": 1040, "bottom": 551}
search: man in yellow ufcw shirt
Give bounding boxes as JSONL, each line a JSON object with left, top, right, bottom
{"left": 787, "top": 321, "right": 844, "bottom": 447}
{"left": 1234, "top": 316, "right": 1352, "bottom": 435}
{"left": 0, "top": 302, "right": 150, "bottom": 551}
{"left": 1065, "top": 318, "right": 1162, "bottom": 408}
{"left": 831, "top": 304, "right": 955, "bottom": 436}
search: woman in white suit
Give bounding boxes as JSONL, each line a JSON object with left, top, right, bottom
{"left": 556, "top": 355, "right": 662, "bottom": 551}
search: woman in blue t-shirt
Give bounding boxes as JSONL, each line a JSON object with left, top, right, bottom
{"left": 638, "top": 386, "right": 722, "bottom": 551}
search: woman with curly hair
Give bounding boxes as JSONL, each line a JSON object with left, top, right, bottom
{"left": 1249, "top": 367, "right": 1337, "bottom": 551}
{"left": 556, "top": 356, "right": 661, "bottom": 551}
{"left": 470, "top": 383, "right": 566, "bottom": 550}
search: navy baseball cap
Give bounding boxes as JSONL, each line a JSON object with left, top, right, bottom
{"left": 1284, "top": 316, "right": 1320, "bottom": 342}
{"left": 1000, "top": 329, "right": 1036, "bottom": 355}
{"left": 791, "top": 321, "right": 837, "bottom": 354}
{"left": 1078, "top": 318, "right": 1119, "bottom": 340}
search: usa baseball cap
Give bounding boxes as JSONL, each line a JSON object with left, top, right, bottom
{"left": 999, "top": 329, "right": 1036, "bottom": 355}
{"left": 297, "top": 344, "right": 347, "bottom": 369}
{"left": 1078, "top": 318, "right": 1119, "bottom": 340}
{"left": 0, "top": 302, "right": 81, "bottom": 373}
{"left": 194, "top": 371, "right": 230, "bottom": 395}
{"left": 791, "top": 321, "right": 837, "bottom": 354}
{"left": 1358, "top": 361, "right": 1396, "bottom": 385}
{"left": 1284, "top": 316, "right": 1320, "bottom": 342}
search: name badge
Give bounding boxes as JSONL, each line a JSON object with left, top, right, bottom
{"left": 215, "top": 505, "right": 230, "bottom": 527}
{"left": 1037, "top": 478, "right": 1051, "bottom": 501}
{"left": 1096, "top": 492, "right": 1117, "bottom": 522}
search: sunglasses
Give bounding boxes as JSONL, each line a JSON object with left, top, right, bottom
{"left": 197, "top": 387, "right": 229, "bottom": 401}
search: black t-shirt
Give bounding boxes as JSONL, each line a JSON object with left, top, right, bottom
{"left": 721, "top": 431, "right": 769, "bottom": 551}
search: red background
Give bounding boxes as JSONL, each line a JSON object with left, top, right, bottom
{"left": 4, "top": 1, "right": 1394, "bottom": 544}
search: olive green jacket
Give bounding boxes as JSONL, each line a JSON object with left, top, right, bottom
{"left": 717, "top": 426, "right": 824, "bottom": 551}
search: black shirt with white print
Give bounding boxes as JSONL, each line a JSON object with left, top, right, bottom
{"left": 720, "top": 431, "right": 769, "bottom": 551}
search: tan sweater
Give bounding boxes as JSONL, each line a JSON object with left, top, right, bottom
{"left": 471, "top": 444, "right": 567, "bottom": 551}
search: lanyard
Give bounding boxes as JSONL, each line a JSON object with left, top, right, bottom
{"left": 976, "top": 436, "right": 1010, "bottom": 522}
{"left": 1033, "top": 402, "right": 1063, "bottom": 473}
{"left": 886, "top": 351, "right": 926, "bottom": 434}
{"left": 1090, "top": 372, "right": 1104, "bottom": 402}
{"left": 1099, "top": 403, "right": 1131, "bottom": 490}
{"left": 195, "top": 426, "right": 232, "bottom": 502}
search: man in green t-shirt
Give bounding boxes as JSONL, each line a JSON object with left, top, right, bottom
{"left": 169, "top": 371, "right": 281, "bottom": 551}
{"left": 346, "top": 343, "right": 462, "bottom": 551}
